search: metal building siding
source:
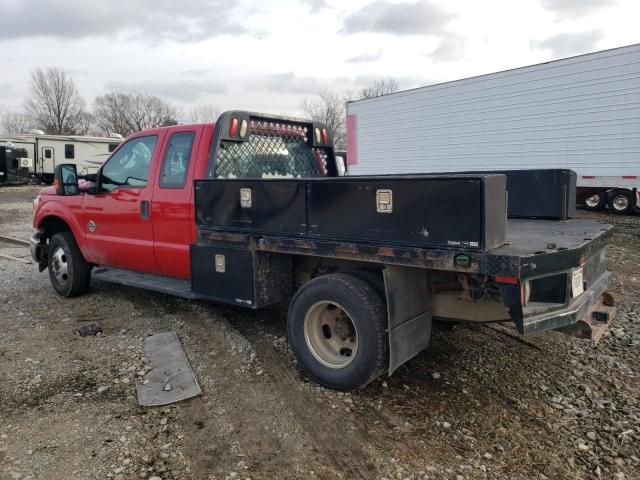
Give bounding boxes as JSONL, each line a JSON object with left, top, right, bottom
{"left": 347, "top": 45, "right": 640, "bottom": 180}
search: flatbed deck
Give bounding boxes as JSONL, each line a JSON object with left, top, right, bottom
{"left": 484, "top": 219, "right": 613, "bottom": 277}
{"left": 198, "top": 218, "right": 614, "bottom": 279}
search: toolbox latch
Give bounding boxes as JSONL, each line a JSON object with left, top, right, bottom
{"left": 376, "top": 189, "right": 393, "bottom": 213}
{"left": 215, "top": 254, "right": 226, "bottom": 273}
{"left": 240, "top": 188, "right": 252, "bottom": 208}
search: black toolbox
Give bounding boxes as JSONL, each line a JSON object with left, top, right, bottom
{"left": 426, "top": 169, "right": 576, "bottom": 220}
{"left": 195, "top": 174, "right": 507, "bottom": 251}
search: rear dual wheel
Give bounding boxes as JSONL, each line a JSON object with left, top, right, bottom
{"left": 288, "top": 273, "right": 388, "bottom": 391}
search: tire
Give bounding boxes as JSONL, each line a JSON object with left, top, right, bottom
{"left": 582, "top": 191, "right": 606, "bottom": 211}
{"left": 608, "top": 189, "right": 633, "bottom": 215}
{"left": 47, "top": 232, "right": 91, "bottom": 297}
{"left": 288, "top": 273, "right": 388, "bottom": 391}
{"left": 348, "top": 268, "right": 386, "bottom": 299}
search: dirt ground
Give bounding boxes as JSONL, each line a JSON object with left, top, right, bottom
{"left": 0, "top": 185, "right": 638, "bottom": 480}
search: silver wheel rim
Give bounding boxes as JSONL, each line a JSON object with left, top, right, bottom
{"left": 612, "top": 195, "right": 629, "bottom": 211}
{"left": 51, "top": 247, "right": 69, "bottom": 284}
{"left": 585, "top": 194, "right": 601, "bottom": 208}
{"left": 303, "top": 301, "right": 358, "bottom": 369}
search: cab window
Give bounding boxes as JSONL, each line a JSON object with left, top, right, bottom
{"left": 100, "top": 136, "right": 158, "bottom": 193}
{"left": 160, "top": 131, "right": 195, "bottom": 188}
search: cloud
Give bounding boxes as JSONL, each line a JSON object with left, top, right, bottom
{"left": 346, "top": 50, "right": 383, "bottom": 63}
{"left": 351, "top": 73, "right": 431, "bottom": 90}
{"left": 182, "top": 68, "right": 213, "bottom": 76}
{"left": 430, "top": 33, "right": 466, "bottom": 61}
{"left": 341, "top": 0, "right": 454, "bottom": 36}
{"left": 247, "top": 71, "right": 433, "bottom": 96}
{"left": 541, "top": 0, "right": 616, "bottom": 19}
{"left": 105, "top": 80, "right": 228, "bottom": 102}
{"left": 247, "top": 72, "right": 328, "bottom": 95}
{"left": 0, "top": 0, "right": 247, "bottom": 43}
{"left": 301, "top": 0, "right": 328, "bottom": 13}
{"left": 532, "top": 30, "right": 604, "bottom": 58}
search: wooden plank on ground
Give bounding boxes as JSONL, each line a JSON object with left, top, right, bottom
{"left": 0, "top": 253, "right": 32, "bottom": 264}
{"left": 0, "top": 235, "right": 30, "bottom": 247}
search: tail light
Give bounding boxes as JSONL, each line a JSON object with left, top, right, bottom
{"left": 229, "top": 118, "right": 238, "bottom": 137}
{"left": 321, "top": 128, "right": 328, "bottom": 144}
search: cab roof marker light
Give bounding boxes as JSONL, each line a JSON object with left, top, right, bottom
{"left": 229, "top": 118, "right": 238, "bottom": 137}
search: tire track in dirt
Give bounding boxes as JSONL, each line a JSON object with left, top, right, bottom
{"left": 222, "top": 307, "right": 379, "bottom": 480}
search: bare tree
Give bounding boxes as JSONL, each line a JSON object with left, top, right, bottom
{"left": 357, "top": 78, "right": 399, "bottom": 100}
{"left": 0, "top": 111, "right": 37, "bottom": 134}
{"left": 299, "top": 79, "right": 400, "bottom": 150}
{"left": 187, "top": 104, "right": 220, "bottom": 124}
{"left": 25, "top": 68, "right": 89, "bottom": 135}
{"left": 93, "top": 92, "right": 179, "bottom": 136}
{"left": 300, "top": 90, "right": 347, "bottom": 150}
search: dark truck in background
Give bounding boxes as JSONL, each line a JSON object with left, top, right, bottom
{"left": 31, "top": 111, "right": 616, "bottom": 391}
{"left": 0, "top": 144, "right": 31, "bottom": 185}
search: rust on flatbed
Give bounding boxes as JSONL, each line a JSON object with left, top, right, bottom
{"left": 199, "top": 218, "right": 613, "bottom": 277}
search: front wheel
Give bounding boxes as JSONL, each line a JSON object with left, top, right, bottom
{"left": 609, "top": 189, "right": 634, "bottom": 215}
{"left": 47, "top": 232, "right": 91, "bottom": 297}
{"left": 288, "top": 273, "right": 388, "bottom": 391}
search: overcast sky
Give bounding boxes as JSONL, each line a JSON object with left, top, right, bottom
{"left": 0, "top": 0, "right": 638, "bottom": 117}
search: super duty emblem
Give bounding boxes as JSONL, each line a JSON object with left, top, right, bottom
{"left": 87, "top": 220, "right": 97, "bottom": 233}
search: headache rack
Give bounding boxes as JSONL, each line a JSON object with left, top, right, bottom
{"left": 206, "top": 111, "right": 338, "bottom": 179}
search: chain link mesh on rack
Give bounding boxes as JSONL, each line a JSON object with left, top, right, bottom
{"left": 214, "top": 119, "right": 330, "bottom": 179}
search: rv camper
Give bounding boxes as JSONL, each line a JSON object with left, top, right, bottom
{"left": 0, "top": 131, "right": 123, "bottom": 183}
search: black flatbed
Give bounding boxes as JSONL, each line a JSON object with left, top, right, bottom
{"left": 483, "top": 218, "right": 613, "bottom": 277}
{"left": 197, "top": 218, "right": 613, "bottom": 279}
{"left": 496, "top": 219, "right": 612, "bottom": 257}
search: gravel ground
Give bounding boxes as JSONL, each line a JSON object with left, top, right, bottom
{"left": 0, "top": 185, "right": 638, "bottom": 480}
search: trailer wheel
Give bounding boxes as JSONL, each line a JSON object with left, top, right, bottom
{"left": 47, "top": 232, "right": 91, "bottom": 297}
{"left": 288, "top": 273, "right": 388, "bottom": 391}
{"left": 583, "top": 191, "right": 606, "bottom": 211}
{"left": 609, "top": 189, "right": 633, "bottom": 215}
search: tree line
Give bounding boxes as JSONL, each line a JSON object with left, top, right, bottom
{"left": 0, "top": 68, "right": 398, "bottom": 149}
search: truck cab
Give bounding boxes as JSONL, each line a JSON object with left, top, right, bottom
{"left": 30, "top": 111, "right": 616, "bottom": 391}
{"left": 33, "top": 112, "right": 339, "bottom": 278}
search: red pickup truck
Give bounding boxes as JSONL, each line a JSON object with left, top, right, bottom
{"left": 31, "top": 111, "right": 616, "bottom": 391}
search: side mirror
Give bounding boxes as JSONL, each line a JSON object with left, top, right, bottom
{"left": 54, "top": 164, "right": 79, "bottom": 196}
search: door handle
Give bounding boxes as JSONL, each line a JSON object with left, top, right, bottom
{"left": 140, "top": 200, "right": 150, "bottom": 220}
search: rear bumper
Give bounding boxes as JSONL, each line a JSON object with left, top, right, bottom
{"left": 520, "top": 269, "right": 614, "bottom": 338}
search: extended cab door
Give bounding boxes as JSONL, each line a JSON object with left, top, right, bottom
{"left": 81, "top": 134, "right": 162, "bottom": 273}
{"left": 150, "top": 127, "right": 204, "bottom": 279}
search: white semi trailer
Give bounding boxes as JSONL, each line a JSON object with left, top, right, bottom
{"left": 0, "top": 132, "right": 123, "bottom": 183}
{"left": 346, "top": 44, "right": 640, "bottom": 214}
